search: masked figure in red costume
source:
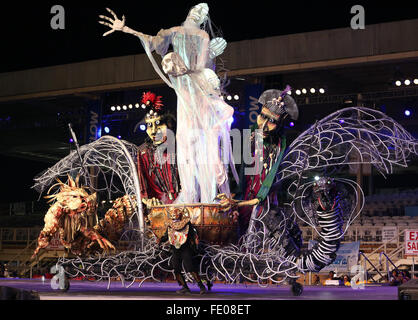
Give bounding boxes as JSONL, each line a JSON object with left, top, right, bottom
{"left": 137, "top": 92, "right": 180, "bottom": 209}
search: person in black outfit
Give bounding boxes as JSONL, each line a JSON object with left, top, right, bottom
{"left": 158, "top": 207, "right": 210, "bottom": 294}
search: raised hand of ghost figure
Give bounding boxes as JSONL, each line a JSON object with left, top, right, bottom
{"left": 98, "top": 8, "right": 127, "bottom": 37}
{"left": 99, "top": 8, "right": 148, "bottom": 39}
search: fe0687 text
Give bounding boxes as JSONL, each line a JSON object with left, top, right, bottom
{"left": 210, "top": 304, "right": 251, "bottom": 315}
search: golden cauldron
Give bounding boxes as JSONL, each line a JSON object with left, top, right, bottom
{"left": 148, "top": 204, "right": 238, "bottom": 246}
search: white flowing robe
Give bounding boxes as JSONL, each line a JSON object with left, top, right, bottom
{"left": 138, "top": 24, "right": 237, "bottom": 204}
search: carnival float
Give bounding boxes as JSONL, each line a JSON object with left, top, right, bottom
{"left": 30, "top": 3, "right": 418, "bottom": 295}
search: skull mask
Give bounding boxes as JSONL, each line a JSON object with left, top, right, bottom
{"left": 257, "top": 88, "right": 299, "bottom": 137}
{"left": 202, "top": 68, "right": 221, "bottom": 95}
{"left": 162, "top": 52, "right": 188, "bottom": 76}
{"left": 186, "top": 3, "right": 209, "bottom": 26}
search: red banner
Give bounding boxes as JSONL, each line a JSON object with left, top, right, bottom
{"left": 405, "top": 230, "right": 418, "bottom": 256}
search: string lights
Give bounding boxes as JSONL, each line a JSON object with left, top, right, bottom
{"left": 110, "top": 101, "right": 143, "bottom": 112}
{"left": 295, "top": 87, "right": 326, "bottom": 96}
{"left": 394, "top": 78, "right": 418, "bottom": 87}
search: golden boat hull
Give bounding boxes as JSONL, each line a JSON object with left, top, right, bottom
{"left": 148, "top": 203, "right": 238, "bottom": 246}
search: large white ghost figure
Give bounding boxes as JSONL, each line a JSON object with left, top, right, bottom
{"left": 99, "top": 3, "right": 237, "bottom": 204}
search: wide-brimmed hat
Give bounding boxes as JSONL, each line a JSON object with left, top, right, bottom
{"left": 258, "top": 86, "right": 299, "bottom": 121}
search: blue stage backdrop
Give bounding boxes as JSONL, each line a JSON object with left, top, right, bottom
{"left": 85, "top": 99, "right": 103, "bottom": 144}
{"left": 244, "top": 84, "right": 264, "bottom": 130}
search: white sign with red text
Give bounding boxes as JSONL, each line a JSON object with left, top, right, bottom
{"left": 46, "top": 233, "right": 65, "bottom": 250}
{"left": 405, "top": 230, "right": 418, "bottom": 256}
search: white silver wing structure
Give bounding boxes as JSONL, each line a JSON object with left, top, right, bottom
{"left": 32, "top": 136, "right": 144, "bottom": 241}
{"left": 277, "top": 106, "right": 418, "bottom": 232}
{"left": 279, "top": 106, "right": 418, "bottom": 183}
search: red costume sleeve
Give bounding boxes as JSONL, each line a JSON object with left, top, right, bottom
{"left": 137, "top": 150, "right": 149, "bottom": 200}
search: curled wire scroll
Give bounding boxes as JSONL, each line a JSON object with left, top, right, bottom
{"left": 32, "top": 136, "right": 144, "bottom": 246}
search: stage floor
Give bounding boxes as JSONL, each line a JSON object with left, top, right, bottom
{"left": 0, "top": 278, "right": 398, "bottom": 300}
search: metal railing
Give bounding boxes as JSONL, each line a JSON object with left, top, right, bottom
{"left": 359, "top": 251, "right": 384, "bottom": 283}
{"left": 357, "top": 229, "right": 418, "bottom": 283}
{"left": 6, "top": 238, "right": 38, "bottom": 262}
{"left": 0, "top": 227, "right": 42, "bottom": 277}
{"left": 300, "top": 226, "right": 415, "bottom": 283}
{"left": 380, "top": 251, "right": 401, "bottom": 281}
{"left": 0, "top": 227, "right": 42, "bottom": 245}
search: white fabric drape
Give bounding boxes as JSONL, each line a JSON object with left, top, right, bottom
{"left": 138, "top": 23, "right": 238, "bottom": 204}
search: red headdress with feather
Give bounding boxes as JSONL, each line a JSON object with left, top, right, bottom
{"left": 141, "top": 91, "right": 164, "bottom": 112}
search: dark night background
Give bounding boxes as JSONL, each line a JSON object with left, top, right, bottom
{"left": 1, "top": 1, "right": 418, "bottom": 203}
{"left": 1, "top": 1, "right": 418, "bottom": 72}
